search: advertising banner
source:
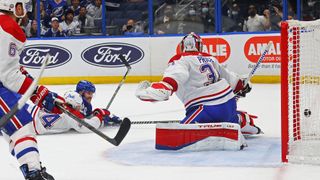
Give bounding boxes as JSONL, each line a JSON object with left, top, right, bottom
{"left": 23, "top": 33, "right": 281, "bottom": 83}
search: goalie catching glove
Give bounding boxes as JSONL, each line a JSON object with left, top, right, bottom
{"left": 234, "top": 78, "right": 252, "bottom": 97}
{"left": 135, "top": 80, "right": 174, "bottom": 102}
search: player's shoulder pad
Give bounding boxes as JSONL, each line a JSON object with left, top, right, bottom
{"left": 0, "top": 14, "right": 26, "bottom": 43}
{"left": 168, "top": 54, "right": 182, "bottom": 64}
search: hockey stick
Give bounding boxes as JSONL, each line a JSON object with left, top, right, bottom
{"left": 131, "top": 120, "right": 180, "bottom": 124}
{"left": 0, "top": 54, "right": 50, "bottom": 128}
{"left": 105, "top": 55, "right": 131, "bottom": 110}
{"left": 243, "top": 41, "right": 273, "bottom": 85}
{"left": 57, "top": 104, "right": 131, "bottom": 146}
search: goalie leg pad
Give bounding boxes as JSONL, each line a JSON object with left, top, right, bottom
{"left": 181, "top": 98, "right": 238, "bottom": 124}
{"left": 156, "top": 123, "right": 247, "bottom": 151}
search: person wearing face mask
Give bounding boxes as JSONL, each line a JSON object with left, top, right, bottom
{"left": 180, "top": 4, "right": 203, "bottom": 33}
{"left": 243, "top": 4, "right": 270, "bottom": 32}
{"left": 200, "top": 0, "right": 214, "bottom": 33}
{"left": 227, "top": 3, "right": 243, "bottom": 32}
{"left": 154, "top": 5, "right": 178, "bottom": 34}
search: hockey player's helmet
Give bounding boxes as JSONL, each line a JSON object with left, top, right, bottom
{"left": 76, "top": 80, "right": 96, "bottom": 93}
{"left": 64, "top": 90, "right": 83, "bottom": 109}
{"left": 179, "top": 32, "right": 203, "bottom": 52}
{"left": 0, "top": 0, "right": 32, "bottom": 18}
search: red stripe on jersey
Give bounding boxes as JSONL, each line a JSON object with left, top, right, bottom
{"left": 32, "top": 107, "right": 41, "bottom": 135}
{"left": 168, "top": 52, "right": 213, "bottom": 64}
{"left": 162, "top": 77, "right": 178, "bottom": 92}
{"left": 184, "top": 86, "right": 231, "bottom": 107}
{"left": 0, "top": 97, "right": 23, "bottom": 129}
{"left": 18, "top": 76, "right": 33, "bottom": 94}
{"left": 184, "top": 105, "right": 203, "bottom": 124}
{"left": 168, "top": 54, "right": 182, "bottom": 64}
{"left": 14, "top": 137, "right": 37, "bottom": 147}
{"left": 0, "top": 14, "right": 26, "bottom": 43}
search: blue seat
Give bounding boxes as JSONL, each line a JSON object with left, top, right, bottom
{"left": 107, "top": 10, "right": 123, "bottom": 19}
{"left": 112, "top": 18, "right": 128, "bottom": 26}
{"left": 135, "top": 2, "right": 148, "bottom": 10}
{"left": 120, "top": 2, "right": 136, "bottom": 11}
{"left": 126, "top": 10, "right": 143, "bottom": 21}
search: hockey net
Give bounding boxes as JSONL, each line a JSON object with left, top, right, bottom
{"left": 281, "top": 20, "right": 320, "bottom": 164}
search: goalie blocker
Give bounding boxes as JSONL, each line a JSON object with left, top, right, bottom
{"left": 156, "top": 122, "right": 247, "bottom": 151}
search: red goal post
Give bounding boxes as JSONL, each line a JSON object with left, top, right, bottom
{"left": 281, "top": 20, "right": 320, "bottom": 164}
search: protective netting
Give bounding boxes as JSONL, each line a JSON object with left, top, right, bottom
{"left": 286, "top": 20, "right": 320, "bottom": 164}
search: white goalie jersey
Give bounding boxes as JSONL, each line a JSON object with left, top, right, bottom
{"left": 164, "top": 52, "right": 241, "bottom": 109}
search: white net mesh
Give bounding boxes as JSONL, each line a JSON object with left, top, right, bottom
{"left": 286, "top": 20, "right": 320, "bottom": 164}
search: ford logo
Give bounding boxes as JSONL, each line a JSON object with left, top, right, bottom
{"left": 81, "top": 43, "right": 144, "bottom": 68}
{"left": 20, "top": 44, "right": 72, "bottom": 69}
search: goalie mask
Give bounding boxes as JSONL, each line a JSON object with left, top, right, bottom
{"left": 0, "top": 0, "right": 32, "bottom": 18}
{"left": 179, "top": 32, "right": 203, "bottom": 52}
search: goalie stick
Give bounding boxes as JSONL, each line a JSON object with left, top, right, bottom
{"left": 243, "top": 41, "right": 273, "bottom": 85}
{"left": 106, "top": 55, "right": 131, "bottom": 110}
{"left": 57, "top": 104, "right": 131, "bottom": 146}
{"left": 0, "top": 54, "right": 50, "bottom": 128}
{"left": 132, "top": 120, "right": 180, "bottom": 124}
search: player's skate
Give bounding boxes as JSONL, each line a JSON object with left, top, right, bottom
{"left": 20, "top": 164, "right": 54, "bottom": 180}
{"left": 238, "top": 111, "right": 263, "bottom": 135}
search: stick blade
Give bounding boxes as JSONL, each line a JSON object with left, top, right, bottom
{"left": 112, "top": 118, "right": 131, "bottom": 146}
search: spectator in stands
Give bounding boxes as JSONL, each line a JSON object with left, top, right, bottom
{"left": 26, "top": 20, "right": 38, "bottom": 38}
{"left": 69, "top": 0, "right": 81, "bottom": 16}
{"left": 44, "top": 17, "right": 67, "bottom": 37}
{"left": 200, "top": 0, "right": 214, "bottom": 33}
{"left": 46, "top": 0, "right": 68, "bottom": 22}
{"left": 154, "top": 5, "right": 178, "bottom": 34}
{"left": 40, "top": 1, "right": 51, "bottom": 29}
{"left": 74, "top": 6, "right": 95, "bottom": 33}
{"left": 243, "top": 4, "right": 270, "bottom": 32}
{"left": 87, "top": 0, "right": 102, "bottom": 19}
{"left": 122, "top": 19, "right": 144, "bottom": 35}
{"left": 227, "top": 2, "right": 243, "bottom": 32}
{"left": 179, "top": 4, "right": 204, "bottom": 34}
{"left": 60, "top": 9, "right": 80, "bottom": 36}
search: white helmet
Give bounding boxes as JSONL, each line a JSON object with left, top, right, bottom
{"left": 179, "top": 32, "right": 203, "bottom": 52}
{"left": 64, "top": 90, "right": 83, "bottom": 110}
{"left": 0, "top": 0, "right": 32, "bottom": 18}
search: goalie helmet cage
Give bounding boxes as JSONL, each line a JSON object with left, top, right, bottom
{"left": 281, "top": 20, "right": 320, "bottom": 164}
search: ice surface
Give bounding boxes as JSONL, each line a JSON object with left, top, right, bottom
{"left": 1, "top": 84, "right": 320, "bottom": 180}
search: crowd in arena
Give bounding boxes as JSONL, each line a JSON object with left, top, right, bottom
{"left": 21, "top": 0, "right": 320, "bottom": 37}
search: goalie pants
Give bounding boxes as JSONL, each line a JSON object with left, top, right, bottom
{"left": 181, "top": 98, "right": 238, "bottom": 124}
{"left": 0, "top": 85, "right": 41, "bottom": 170}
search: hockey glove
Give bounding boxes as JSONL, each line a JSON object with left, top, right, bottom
{"left": 135, "top": 81, "right": 173, "bottom": 102}
{"left": 234, "top": 79, "right": 252, "bottom": 97}
{"left": 30, "top": 85, "right": 65, "bottom": 114}
{"left": 104, "top": 114, "right": 123, "bottom": 125}
{"left": 93, "top": 108, "right": 110, "bottom": 122}
{"left": 20, "top": 66, "right": 34, "bottom": 79}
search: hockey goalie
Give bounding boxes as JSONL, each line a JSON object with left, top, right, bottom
{"left": 136, "top": 32, "right": 261, "bottom": 151}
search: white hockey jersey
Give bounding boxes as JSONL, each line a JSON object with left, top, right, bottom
{"left": 29, "top": 105, "right": 102, "bottom": 135}
{"left": 0, "top": 13, "right": 30, "bottom": 93}
{"left": 163, "top": 52, "right": 240, "bottom": 109}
